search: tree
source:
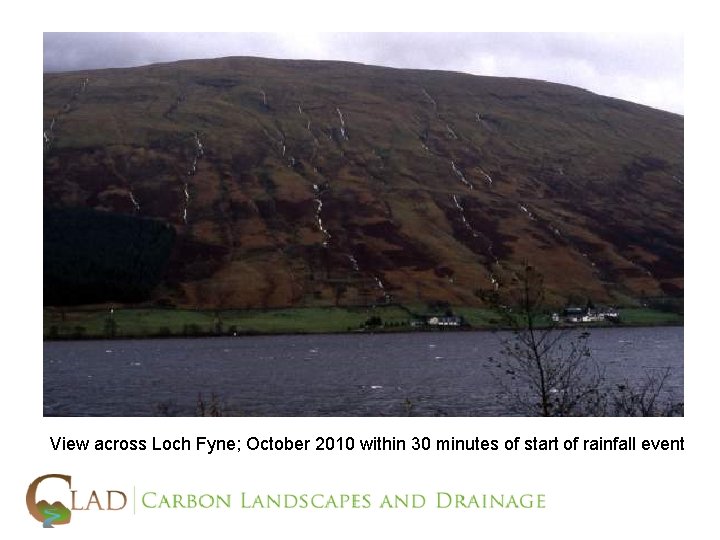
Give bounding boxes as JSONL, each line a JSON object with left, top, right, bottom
{"left": 104, "top": 314, "right": 118, "bottom": 338}
{"left": 611, "top": 368, "right": 684, "bottom": 417}
{"left": 488, "top": 264, "right": 682, "bottom": 417}
{"left": 489, "top": 264, "right": 604, "bottom": 416}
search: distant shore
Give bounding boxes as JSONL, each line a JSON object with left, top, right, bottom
{"left": 43, "top": 305, "right": 683, "bottom": 341}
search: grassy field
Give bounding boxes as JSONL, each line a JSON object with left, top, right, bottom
{"left": 613, "top": 307, "right": 684, "bottom": 326}
{"left": 44, "top": 305, "right": 416, "bottom": 339}
{"left": 43, "top": 304, "right": 682, "bottom": 339}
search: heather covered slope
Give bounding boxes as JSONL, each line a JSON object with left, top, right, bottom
{"left": 43, "top": 57, "right": 683, "bottom": 308}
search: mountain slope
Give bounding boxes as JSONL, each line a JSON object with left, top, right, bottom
{"left": 43, "top": 56, "right": 683, "bottom": 308}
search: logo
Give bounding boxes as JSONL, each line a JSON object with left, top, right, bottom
{"left": 26, "top": 474, "right": 127, "bottom": 528}
{"left": 27, "top": 474, "right": 72, "bottom": 528}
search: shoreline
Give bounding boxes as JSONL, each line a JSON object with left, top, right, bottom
{"left": 43, "top": 307, "right": 684, "bottom": 342}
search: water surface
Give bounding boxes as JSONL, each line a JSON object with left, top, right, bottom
{"left": 44, "top": 326, "right": 683, "bottom": 416}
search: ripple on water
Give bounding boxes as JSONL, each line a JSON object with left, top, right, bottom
{"left": 44, "top": 327, "right": 683, "bottom": 416}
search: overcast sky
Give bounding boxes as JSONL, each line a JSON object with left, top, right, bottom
{"left": 43, "top": 32, "right": 683, "bottom": 114}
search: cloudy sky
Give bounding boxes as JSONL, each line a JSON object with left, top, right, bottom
{"left": 43, "top": 32, "right": 683, "bottom": 114}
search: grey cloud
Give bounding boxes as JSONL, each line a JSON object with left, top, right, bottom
{"left": 43, "top": 32, "right": 682, "bottom": 113}
{"left": 43, "top": 33, "right": 289, "bottom": 72}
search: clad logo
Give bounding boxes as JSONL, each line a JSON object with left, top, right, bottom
{"left": 26, "top": 474, "right": 127, "bottom": 528}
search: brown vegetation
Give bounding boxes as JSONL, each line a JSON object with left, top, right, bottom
{"left": 44, "top": 57, "right": 683, "bottom": 309}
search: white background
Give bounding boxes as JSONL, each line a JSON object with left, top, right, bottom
{"left": 2, "top": 1, "right": 717, "bottom": 537}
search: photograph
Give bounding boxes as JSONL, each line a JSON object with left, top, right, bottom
{"left": 42, "top": 32, "right": 683, "bottom": 417}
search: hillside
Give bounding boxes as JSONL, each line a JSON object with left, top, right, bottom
{"left": 43, "top": 57, "right": 683, "bottom": 309}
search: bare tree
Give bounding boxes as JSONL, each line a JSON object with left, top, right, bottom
{"left": 487, "top": 264, "right": 682, "bottom": 417}
{"left": 611, "top": 368, "right": 684, "bottom": 417}
{"left": 488, "top": 264, "right": 604, "bottom": 416}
